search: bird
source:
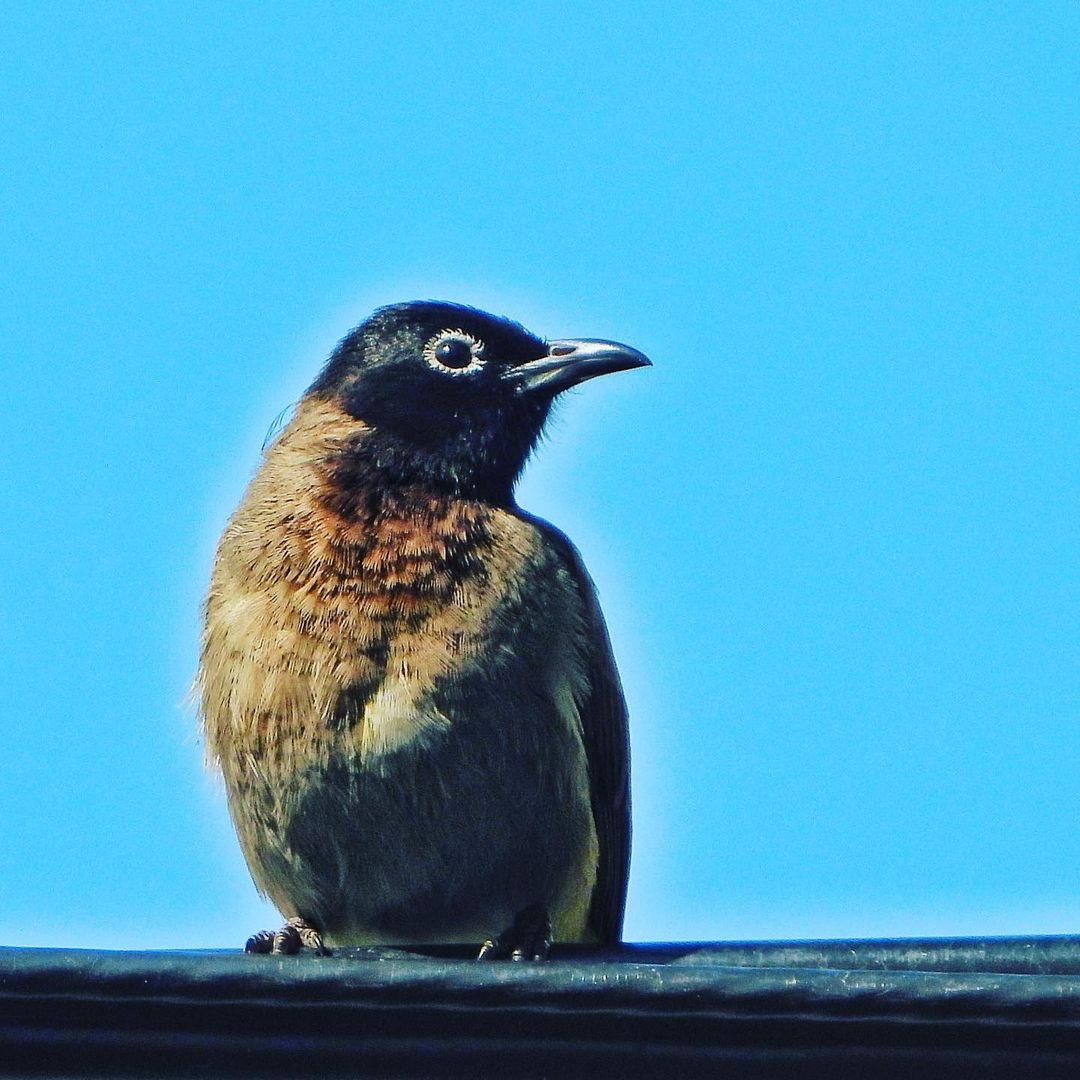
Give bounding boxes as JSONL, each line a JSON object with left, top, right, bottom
{"left": 198, "top": 300, "right": 649, "bottom": 959}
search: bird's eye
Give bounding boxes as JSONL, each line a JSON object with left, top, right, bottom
{"left": 424, "top": 330, "right": 485, "bottom": 375}
{"left": 434, "top": 338, "right": 473, "bottom": 368}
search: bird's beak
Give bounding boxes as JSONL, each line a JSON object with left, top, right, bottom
{"left": 504, "top": 339, "right": 652, "bottom": 395}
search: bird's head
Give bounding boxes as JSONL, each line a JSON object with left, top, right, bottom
{"left": 307, "top": 301, "right": 650, "bottom": 502}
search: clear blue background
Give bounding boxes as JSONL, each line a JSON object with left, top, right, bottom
{"left": 2, "top": 3, "right": 1076, "bottom": 949}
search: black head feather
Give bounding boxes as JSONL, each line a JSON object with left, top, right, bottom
{"left": 309, "top": 302, "right": 555, "bottom": 502}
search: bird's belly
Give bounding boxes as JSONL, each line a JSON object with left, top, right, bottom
{"left": 240, "top": 703, "right": 598, "bottom": 946}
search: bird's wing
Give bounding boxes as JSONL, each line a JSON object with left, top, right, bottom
{"left": 525, "top": 515, "right": 631, "bottom": 944}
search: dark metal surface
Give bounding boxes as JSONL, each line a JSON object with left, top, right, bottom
{"left": 4, "top": 938, "right": 1080, "bottom": 1077}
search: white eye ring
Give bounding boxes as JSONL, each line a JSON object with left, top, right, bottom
{"left": 423, "top": 330, "right": 486, "bottom": 375}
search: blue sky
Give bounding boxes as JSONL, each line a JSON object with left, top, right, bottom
{"left": 2, "top": 3, "right": 1077, "bottom": 949}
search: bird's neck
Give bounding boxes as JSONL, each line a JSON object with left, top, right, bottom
{"left": 319, "top": 427, "right": 516, "bottom": 515}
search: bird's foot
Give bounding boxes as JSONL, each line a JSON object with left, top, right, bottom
{"left": 478, "top": 903, "right": 552, "bottom": 961}
{"left": 245, "top": 916, "right": 330, "bottom": 956}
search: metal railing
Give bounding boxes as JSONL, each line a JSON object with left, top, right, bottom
{"left": 3, "top": 937, "right": 1080, "bottom": 1077}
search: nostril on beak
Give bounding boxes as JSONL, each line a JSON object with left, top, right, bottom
{"left": 549, "top": 343, "right": 577, "bottom": 357}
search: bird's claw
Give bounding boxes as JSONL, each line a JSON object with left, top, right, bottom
{"left": 477, "top": 902, "right": 552, "bottom": 961}
{"left": 245, "top": 916, "right": 330, "bottom": 956}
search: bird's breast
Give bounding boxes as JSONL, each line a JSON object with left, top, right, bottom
{"left": 200, "top": 400, "right": 590, "bottom": 779}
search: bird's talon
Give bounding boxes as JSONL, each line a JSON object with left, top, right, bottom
{"left": 245, "top": 917, "right": 328, "bottom": 956}
{"left": 244, "top": 929, "right": 275, "bottom": 954}
{"left": 477, "top": 903, "right": 552, "bottom": 962}
{"left": 291, "top": 916, "right": 330, "bottom": 955}
{"left": 271, "top": 925, "right": 301, "bottom": 954}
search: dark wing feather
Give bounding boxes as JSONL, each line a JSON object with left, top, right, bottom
{"left": 526, "top": 514, "right": 631, "bottom": 944}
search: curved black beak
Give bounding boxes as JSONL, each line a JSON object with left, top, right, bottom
{"left": 504, "top": 338, "right": 652, "bottom": 395}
